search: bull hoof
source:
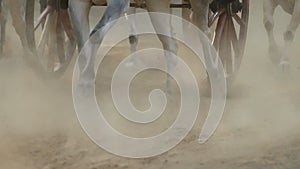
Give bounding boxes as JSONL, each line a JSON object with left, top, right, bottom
{"left": 126, "top": 60, "right": 134, "bottom": 67}
{"left": 65, "top": 40, "right": 76, "bottom": 60}
{"left": 268, "top": 46, "right": 281, "bottom": 64}
{"left": 75, "top": 78, "right": 96, "bottom": 97}
{"left": 54, "top": 62, "right": 62, "bottom": 72}
{"left": 279, "top": 60, "right": 290, "bottom": 73}
{"left": 199, "top": 78, "right": 211, "bottom": 97}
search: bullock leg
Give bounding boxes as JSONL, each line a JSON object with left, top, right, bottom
{"left": 0, "top": 16, "right": 5, "bottom": 57}
{"left": 69, "top": 0, "right": 92, "bottom": 76}
{"left": 0, "top": 0, "right": 7, "bottom": 57}
{"left": 182, "top": 6, "right": 193, "bottom": 31}
{"left": 8, "top": 0, "right": 29, "bottom": 51}
{"left": 145, "top": 0, "right": 178, "bottom": 93}
{"left": 126, "top": 7, "right": 138, "bottom": 55}
{"left": 82, "top": 0, "right": 127, "bottom": 83}
{"left": 90, "top": 0, "right": 127, "bottom": 36}
{"left": 60, "top": 0, "right": 75, "bottom": 53}
{"left": 263, "top": 0, "right": 280, "bottom": 64}
{"left": 190, "top": 0, "right": 212, "bottom": 38}
{"left": 190, "top": 0, "right": 220, "bottom": 79}
{"left": 69, "top": 0, "right": 91, "bottom": 51}
{"left": 125, "top": 6, "right": 138, "bottom": 66}
{"left": 60, "top": 9, "right": 76, "bottom": 62}
{"left": 280, "top": 0, "right": 300, "bottom": 70}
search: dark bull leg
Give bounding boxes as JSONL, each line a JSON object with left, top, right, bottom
{"left": 58, "top": 7, "right": 76, "bottom": 64}
{"left": 9, "top": 0, "right": 29, "bottom": 50}
{"left": 0, "top": 0, "right": 7, "bottom": 57}
{"left": 56, "top": 0, "right": 76, "bottom": 65}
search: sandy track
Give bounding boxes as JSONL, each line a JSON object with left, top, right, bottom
{"left": 1, "top": 1, "right": 300, "bottom": 169}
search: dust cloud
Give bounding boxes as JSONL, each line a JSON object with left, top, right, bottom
{"left": 1, "top": 1, "right": 300, "bottom": 169}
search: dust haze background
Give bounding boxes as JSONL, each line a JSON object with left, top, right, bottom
{"left": 1, "top": 1, "right": 300, "bottom": 169}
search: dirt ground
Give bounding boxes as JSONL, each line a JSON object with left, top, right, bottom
{"left": 1, "top": 1, "right": 300, "bottom": 169}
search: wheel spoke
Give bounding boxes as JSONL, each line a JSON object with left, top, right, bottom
{"left": 228, "top": 17, "right": 240, "bottom": 57}
{"left": 56, "top": 14, "right": 66, "bottom": 65}
{"left": 239, "top": 0, "right": 249, "bottom": 53}
{"left": 232, "top": 14, "right": 245, "bottom": 26}
{"left": 213, "top": 14, "right": 227, "bottom": 51}
{"left": 228, "top": 17, "right": 241, "bottom": 72}
{"left": 47, "top": 12, "right": 58, "bottom": 72}
{"left": 219, "top": 16, "right": 233, "bottom": 75}
{"left": 34, "top": 5, "right": 53, "bottom": 31}
{"left": 209, "top": 8, "right": 225, "bottom": 27}
{"left": 37, "top": 14, "right": 50, "bottom": 66}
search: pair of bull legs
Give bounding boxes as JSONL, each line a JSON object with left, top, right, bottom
{"left": 263, "top": 0, "right": 300, "bottom": 70}
{"left": 70, "top": 0, "right": 178, "bottom": 91}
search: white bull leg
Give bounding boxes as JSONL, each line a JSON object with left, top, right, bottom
{"left": 263, "top": 0, "right": 280, "bottom": 64}
{"left": 82, "top": 0, "right": 127, "bottom": 83}
{"left": 90, "top": 0, "right": 127, "bottom": 37}
{"left": 190, "top": 0, "right": 219, "bottom": 76}
{"left": 125, "top": 6, "right": 138, "bottom": 66}
{"left": 69, "top": 0, "right": 91, "bottom": 51}
{"left": 126, "top": 6, "right": 138, "bottom": 54}
{"left": 280, "top": 0, "right": 300, "bottom": 69}
{"left": 8, "top": 0, "right": 28, "bottom": 50}
{"left": 145, "top": 0, "right": 178, "bottom": 93}
{"left": 0, "top": 0, "right": 7, "bottom": 56}
{"left": 182, "top": 6, "right": 193, "bottom": 30}
{"left": 69, "top": 0, "right": 92, "bottom": 76}
{"left": 60, "top": 9, "right": 76, "bottom": 61}
{"left": 190, "top": 0, "right": 212, "bottom": 38}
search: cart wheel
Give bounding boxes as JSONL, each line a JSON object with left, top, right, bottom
{"left": 25, "top": 0, "right": 76, "bottom": 78}
{"left": 209, "top": 0, "right": 249, "bottom": 86}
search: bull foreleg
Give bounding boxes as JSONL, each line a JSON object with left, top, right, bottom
{"left": 263, "top": 0, "right": 280, "bottom": 64}
{"left": 126, "top": 6, "right": 138, "bottom": 55}
{"left": 69, "top": 0, "right": 92, "bottom": 80}
{"left": 280, "top": 0, "right": 300, "bottom": 70}
{"left": 8, "top": 0, "right": 29, "bottom": 50}
{"left": 0, "top": 0, "right": 7, "bottom": 57}
{"left": 125, "top": 5, "right": 138, "bottom": 66}
{"left": 82, "top": 0, "right": 127, "bottom": 83}
{"left": 145, "top": 0, "right": 178, "bottom": 93}
{"left": 60, "top": 9, "right": 76, "bottom": 61}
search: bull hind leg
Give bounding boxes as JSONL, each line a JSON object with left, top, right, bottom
{"left": 190, "top": 0, "right": 219, "bottom": 77}
{"left": 60, "top": 9, "right": 76, "bottom": 63}
{"left": 190, "top": 0, "right": 212, "bottom": 38}
{"left": 69, "top": 0, "right": 92, "bottom": 52}
{"left": 263, "top": 0, "right": 281, "bottom": 64}
{"left": 81, "top": 0, "right": 126, "bottom": 83}
{"left": 69, "top": 0, "right": 92, "bottom": 79}
{"left": 125, "top": 6, "right": 139, "bottom": 66}
{"left": 145, "top": 0, "right": 178, "bottom": 93}
{"left": 280, "top": 0, "right": 300, "bottom": 71}
{"left": 190, "top": 0, "right": 215, "bottom": 67}
{"left": 0, "top": 13, "right": 6, "bottom": 57}
{"left": 0, "top": 0, "right": 7, "bottom": 57}
{"left": 126, "top": 7, "right": 138, "bottom": 54}
{"left": 8, "top": 0, "right": 29, "bottom": 50}
{"left": 182, "top": 7, "right": 193, "bottom": 30}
